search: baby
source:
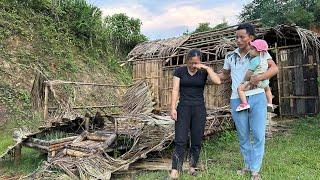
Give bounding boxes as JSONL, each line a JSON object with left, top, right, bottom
{"left": 236, "top": 39, "right": 273, "bottom": 112}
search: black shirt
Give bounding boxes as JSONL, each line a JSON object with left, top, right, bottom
{"left": 174, "top": 66, "right": 208, "bottom": 106}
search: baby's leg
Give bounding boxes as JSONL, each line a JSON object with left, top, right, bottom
{"left": 264, "top": 86, "right": 272, "bottom": 104}
{"left": 238, "top": 83, "right": 249, "bottom": 104}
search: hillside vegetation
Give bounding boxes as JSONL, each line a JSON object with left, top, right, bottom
{"left": 0, "top": 0, "right": 146, "bottom": 131}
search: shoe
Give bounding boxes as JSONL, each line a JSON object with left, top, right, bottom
{"left": 236, "top": 103, "right": 250, "bottom": 112}
{"left": 267, "top": 104, "right": 274, "bottom": 112}
{"left": 189, "top": 167, "right": 197, "bottom": 176}
{"left": 237, "top": 168, "right": 250, "bottom": 175}
{"left": 169, "top": 169, "right": 179, "bottom": 179}
{"left": 251, "top": 172, "right": 261, "bottom": 180}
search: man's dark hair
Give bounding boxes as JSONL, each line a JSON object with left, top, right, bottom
{"left": 237, "top": 23, "right": 255, "bottom": 36}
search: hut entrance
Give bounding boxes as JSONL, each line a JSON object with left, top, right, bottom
{"left": 276, "top": 47, "right": 319, "bottom": 116}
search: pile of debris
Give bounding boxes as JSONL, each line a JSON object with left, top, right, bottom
{"left": 1, "top": 80, "right": 234, "bottom": 179}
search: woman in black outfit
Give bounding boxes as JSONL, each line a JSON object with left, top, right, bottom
{"left": 170, "top": 49, "right": 221, "bottom": 178}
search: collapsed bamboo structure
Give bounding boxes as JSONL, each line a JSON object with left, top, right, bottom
{"left": 1, "top": 78, "right": 233, "bottom": 179}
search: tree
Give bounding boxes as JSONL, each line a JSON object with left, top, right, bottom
{"left": 105, "top": 13, "right": 147, "bottom": 55}
{"left": 239, "top": 0, "right": 319, "bottom": 28}
{"left": 193, "top": 22, "right": 212, "bottom": 33}
{"left": 192, "top": 20, "right": 229, "bottom": 34}
{"left": 212, "top": 19, "right": 229, "bottom": 30}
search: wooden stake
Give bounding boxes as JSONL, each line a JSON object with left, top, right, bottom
{"left": 275, "top": 43, "right": 283, "bottom": 118}
{"left": 316, "top": 48, "right": 320, "bottom": 113}
{"left": 85, "top": 117, "right": 90, "bottom": 131}
{"left": 44, "top": 83, "right": 49, "bottom": 121}
{"left": 14, "top": 143, "right": 21, "bottom": 165}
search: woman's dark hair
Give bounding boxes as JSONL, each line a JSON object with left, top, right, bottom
{"left": 186, "top": 48, "right": 202, "bottom": 61}
{"left": 237, "top": 23, "right": 255, "bottom": 36}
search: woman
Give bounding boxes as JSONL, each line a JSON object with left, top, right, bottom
{"left": 170, "top": 49, "right": 221, "bottom": 178}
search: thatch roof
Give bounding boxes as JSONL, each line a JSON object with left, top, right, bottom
{"left": 127, "top": 35, "right": 190, "bottom": 59}
{"left": 127, "top": 23, "right": 320, "bottom": 61}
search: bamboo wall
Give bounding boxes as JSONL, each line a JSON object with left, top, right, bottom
{"left": 131, "top": 45, "right": 320, "bottom": 116}
{"left": 132, "top": 60, "right": 163, "bottom": 109}
{"left": 276, "top": 46, "right": 320, "bottom": 116}
{"left": 161, "top": 61, "right": 231, "bottom": 111}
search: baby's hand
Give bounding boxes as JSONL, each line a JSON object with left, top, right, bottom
{"left": 250, "top": 75, "right": 262, "bottom": 85}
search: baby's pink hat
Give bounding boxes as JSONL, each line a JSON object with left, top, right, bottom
{"left": 250, "top": 39, "right": 268, "bottom": 52}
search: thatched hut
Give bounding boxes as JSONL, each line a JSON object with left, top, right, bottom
{"left": 127, "top": 23, "right": 320, "bottom": 116}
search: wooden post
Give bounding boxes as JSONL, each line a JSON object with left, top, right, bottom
{"left": 275, "top": 43, "right": 283, "bottom": 119}
{"left": 14, "top": 143, "right": 22, "bottom": 165}
{"left": 85, "top": 116, "right": 90, "bottom": 131}
{"left": 43, "top": 83, "right": 49, "bottom": 121}
{"left": 316, "top": 48, "right": 320, "bottom": 113}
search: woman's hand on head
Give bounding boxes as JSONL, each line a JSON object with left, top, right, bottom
{"left": 171, "top": 108, "right": 177, "bottom": 121}
{"left": 194, "top": 63, "right": 208, "bottom": 70}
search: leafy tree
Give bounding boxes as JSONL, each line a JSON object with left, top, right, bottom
{"left": 239, "top": 0, "right": 320, "bottom": 28}
{"left": 192, "top": 20, "right": 229, "bottom": 34}
{"left": 212, "top": 19, "right": 229, "bottom": 30}
{"left": 104, "top": 13, "right": 147, "bottom": 55}
{"left": 193, "top": 22, "right": 212, "bottom": 33}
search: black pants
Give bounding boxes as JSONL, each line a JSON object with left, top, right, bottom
{"left": 171, "top": 104, "right": 206, "bottom": 171}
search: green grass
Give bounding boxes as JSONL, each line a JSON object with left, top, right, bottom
{"left": 0, "top": 129, "right": 45, "bottom": 176}
{"left": 0, "top": 117, "right": 319, "bottom": 179}
{"left": 137, "top": 117, "right": 320, "bottom": 180}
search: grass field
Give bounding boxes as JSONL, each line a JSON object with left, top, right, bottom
{"left": 136, "top": 117, "right": 320, "bottom": 180}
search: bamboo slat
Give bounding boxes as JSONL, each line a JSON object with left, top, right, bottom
{"left": 280, "top": 96, "right": 318, "bottom": 99}
{"left": 23, "top": 142, "right": 49, "bottom": 151}
{"left": 46, "top": 80, "right": 131, "bottom": 87}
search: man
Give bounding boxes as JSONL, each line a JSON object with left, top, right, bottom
{"left": 218, "top": 23, "right": 279, "bottom": 180}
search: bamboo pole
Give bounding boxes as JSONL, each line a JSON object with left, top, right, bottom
{"left": 177, "top": 46, "right": 216, "bottom": 55}
{"left": 48, "top": 105, "right": 123, "bottom": 110}
{"left": 44, "top": 83, "right": 49, "bottom": 121}
{"left": 316, "top": 48, "right": 320, "bottom": 113}
{"left": 45, "top": 80, "right": 132, "bottom": 87}
{"left": 87, "top": 134, "right": 110, "bottom": 141}
{"left": 268, "top": 44, "right": 301, "bottom": 51}
{"left": 275, "top": 43, "right": 282, "bottom": 118}
{"left": 23, "top": 142, "right": 49, "bottom": 151}
{"left": 48, "top": 136, "right": 78, "bottom": 144}
{"left": 14, "top": 143, "right": 21, "bottom": 165}
{"left": 63, "top": 149, "right": 90, "bottom": 157}
{"left": 279, "top": 63, "right": 317, "bottom": 69}
{"left": 85, "top": 117, "right": 90, "bottom": 131}
{"left": 280, "top": 96, "right": 318, "bottom": 99}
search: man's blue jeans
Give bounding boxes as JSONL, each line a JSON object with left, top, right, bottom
{"left": 230, "top": 92, "right": 267, "bottom": 172}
